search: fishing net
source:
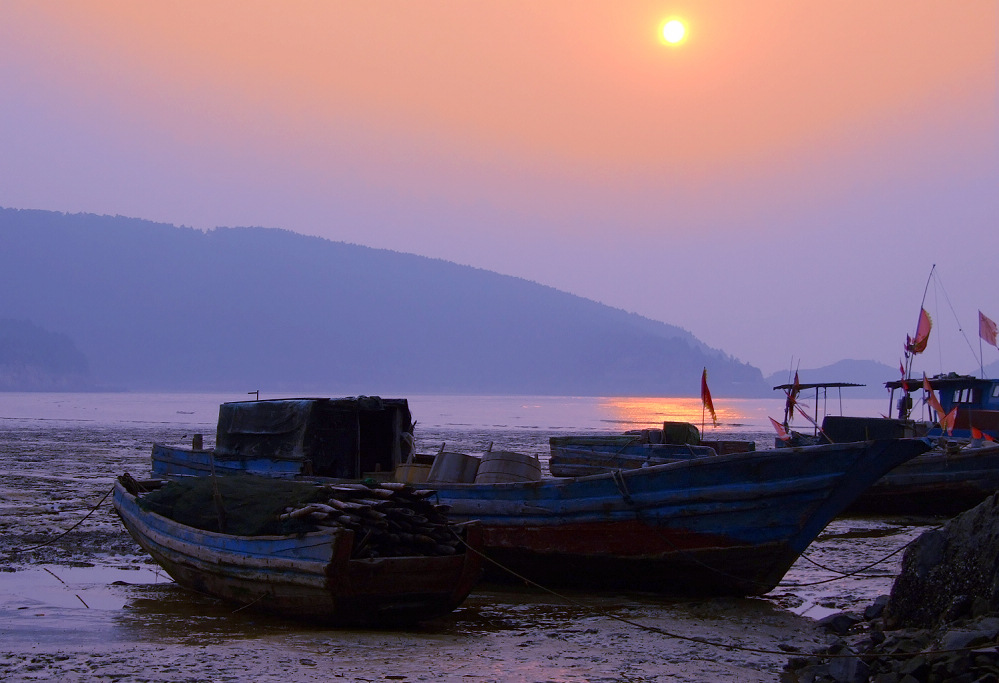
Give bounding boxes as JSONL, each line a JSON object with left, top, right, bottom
{"left": 137, "top": 475, "right": 328, "bottom": 536}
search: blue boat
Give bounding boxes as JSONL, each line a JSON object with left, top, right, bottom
{"left": 771, "top": 376, "right": 999, "bottom": 515}
{"left": 150, "top": 398, "right": 928, "bottom": 596}
{"left": 548, "top": 424, "right": 753, "bottom": 477}
{"left": 112, "top": 474, "right": 482, "bottom": 624}
{"left": 886, "top": 374, "right": 999, "bottom": 441}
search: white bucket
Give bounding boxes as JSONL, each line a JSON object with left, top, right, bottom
{"left": 474, "top": 451, "right": 542, "bottom": 484}
{"left": 426, "top": 452, "right": 480, "bottom": 483}
{"left": 393, "top": 463, "right": 431, "bottom": 484}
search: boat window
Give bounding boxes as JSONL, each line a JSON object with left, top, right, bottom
{"left": 993, "top": 385, "right": 999, "bottom": 399}
{"left": 952, "top": 389, "right": 977, "bottom": 403}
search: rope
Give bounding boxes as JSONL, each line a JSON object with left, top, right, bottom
{"left": 4, "top": 485, "right": 115, "bottom": 558}
{"left": 449, "top": 527, "right": 997, "bottom": 661}
{"left": 785, "top": 525, "right": 942, "bottom": 586}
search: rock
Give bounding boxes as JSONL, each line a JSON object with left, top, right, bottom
{"left": 828, "top": 653, "right": 870, "bottom": 683}
{"left": 886, "top": 493, "right": 999, "bottom": 629}
{"left": 818, "top": 612, "right": 864, "bottom": 635}
{"left": 865, "top": 595, "right": 890, "bottom": 621}
{"left": 940, "top": 629, "right": 994, "bottom": 651}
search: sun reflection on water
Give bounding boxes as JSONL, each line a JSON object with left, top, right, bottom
{"left": 599, "top": 396, "right": 739, "bottom": 428}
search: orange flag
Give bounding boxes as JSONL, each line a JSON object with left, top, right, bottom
{"left": 971, "top": 426, "right": 996, "bottom": 442}
{"left": 922, "top": 374, "right": 947, "bottom": 420}
{"left": 941, "top": 407, "right": 958, "bottom": 435}
{"left": 770, "top": 417, "right": 791, "bottom": 442}
{"left": 980, "top": 310, "right": 998, "bottom": 348}
{"left": 906, "top": 308, "right": 932, "bottom": 355}
{"left": 701, "top": 367, "right": 717, "bottom": 427}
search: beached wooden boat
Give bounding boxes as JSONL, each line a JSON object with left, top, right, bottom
{"left": 149, "top": 398, "right": 929, "bottom": 596}
{"left": 112, "top": 476, "right": 481, "bottom": 625}
{"left": 547, "top": 425, "right": 753, "bottom": 477}
{"left": 423, "top": 438, "right": 928, "bottom": 595}
{"left": 844, "top": 442, "right": 999, "bottom": 516}
{"left": 548, "top": 439, "right": 715, "bottom": 477}
{"left": 771, "top": 377, "right": 999, "bottom": 515}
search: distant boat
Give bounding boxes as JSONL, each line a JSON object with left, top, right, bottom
{"left": 150, "top": 397, "right": 929, "bottom": 596}
{"left": 112, "top": 474, "right": 481, "bottom": 625}
{"left": 548, "top": 424, "right": 752, "bottom": 477}
{"left": 771, "top": 376, "right": 999, "bottom": 515}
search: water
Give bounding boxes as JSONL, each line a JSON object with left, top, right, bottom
{"left": 0, "top": 391, "right": 932, "bottom": 682}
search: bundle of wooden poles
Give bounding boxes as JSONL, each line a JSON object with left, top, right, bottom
{"left": 279, "top": 481, "right": 462, "bottom": 559}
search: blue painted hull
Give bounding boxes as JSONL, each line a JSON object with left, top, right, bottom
{"left": 112, "top": 481, "right": 481, "bottom": 624}
{"left": 151, "top": 439, "right": 928, "bottom": 595}
{"left": 846, "top": 442, "right": 999, "bottom": 516}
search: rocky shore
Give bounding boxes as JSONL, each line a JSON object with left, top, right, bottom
{"left": 783, "top": 493, "right": 999, "bottom": 682}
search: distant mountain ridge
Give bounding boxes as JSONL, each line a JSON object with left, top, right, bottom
{"left": 764, "top": 360, "right": 900, "bottom": 398}
{"left": 0, "top": 318, "right": 96, "bottom": 391}
{"left": 0, "top": 207, "right": 771, "bottom": 395}
{"left": 764, "top": 359, "right": 999, "bottom": 399}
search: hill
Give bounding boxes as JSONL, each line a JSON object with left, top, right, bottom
{"left": 0, "top": 318, "right": 96, "bottom": 391}
{"left": 0, "top": 208, "right": 769, "bottom": 396}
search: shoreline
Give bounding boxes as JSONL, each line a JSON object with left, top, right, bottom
{"left": 0, "top": 421, "right": 935, "bottom": 681}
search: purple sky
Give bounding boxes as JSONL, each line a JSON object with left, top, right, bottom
{"left": 1, "top": 1, "right": 996, "bottom": 376}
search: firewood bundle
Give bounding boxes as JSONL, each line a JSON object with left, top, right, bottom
{"left": 279, "top": 481, "right": 463, "bottom": 558}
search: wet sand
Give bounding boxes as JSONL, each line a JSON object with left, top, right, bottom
{"left": 0, "top": 421, "right": 936, "bottom": 682}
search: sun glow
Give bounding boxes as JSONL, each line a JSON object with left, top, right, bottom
{"left": 661, "top": 19, "right": 687, "bottom": 44}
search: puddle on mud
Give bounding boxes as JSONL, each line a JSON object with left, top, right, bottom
{"left": 0, "top": 564, "right": 170, "bottom": 612}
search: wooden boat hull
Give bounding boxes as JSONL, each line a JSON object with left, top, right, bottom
{"left": 548, "top": 437, "right": 716, "bottom": 477}
{"left": 426, "top": 439, "right": 927, "bottom": 595}
{"left": 152, "top": 439, "right": 928, "bottom": 596}
{"left": 845, "top": 443, "right": 999, "bottom": 516}
{"left": 112, "top": 482, "right": 481, "bottom": 625}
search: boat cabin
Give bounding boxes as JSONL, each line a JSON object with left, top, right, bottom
{"left": 772, "top": 381, "right": 925, "bottom": 444}
{"left": 213, "top": 397, "right": 414, "bottom": 478}
{"left": 886, "top": 374, "right": 999, "bottom": 440}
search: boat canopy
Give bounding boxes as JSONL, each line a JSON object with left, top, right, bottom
{"left": 215, "top": 397, "right": 414, "bottom": 478}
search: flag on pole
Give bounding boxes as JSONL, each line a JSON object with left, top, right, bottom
{"left": 905, "top": 308, "right": 932, "bottom": 355}
{"left": 971, "top": 425, "right": 996, "bottom": 442}
{"left": 941, "top": 407, "right": 958, "bottom": 435}
{"left": 980, "top": 310, "right": 998, "bottom": 348}
{"left": 770, "top": 417, "right": 791, "bottom": 442}
{"left": 701, "top": 367, "right": 717, "bottom": 427}
{"left": 922, "top": 373, "right": 947, "bottom": 420}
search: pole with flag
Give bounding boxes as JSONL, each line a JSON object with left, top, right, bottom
{"left": 700, "top": 367, "right": 717, "bottom": 432}
{"left": 980, "top": 310, "right": 998, "bottom": 378}
{"left": 903, "top": 265, "right": 935, "bottom": 382}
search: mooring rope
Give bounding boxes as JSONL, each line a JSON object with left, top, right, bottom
{"left": 4, "top": 484, "right": 115, "bottom": 558}
{"left": 448, "top": 526, "right": 996, "bottom": 661}
{"left": 785, "top": 525, "right": 943, "bottom": 586}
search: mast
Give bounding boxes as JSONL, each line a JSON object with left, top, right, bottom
{"left": 901, "top": 265, "right": 935, "bottom": 419}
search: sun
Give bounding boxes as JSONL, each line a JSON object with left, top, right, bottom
{"left": 661, "top": 19, "right": 686, "bottom": 45}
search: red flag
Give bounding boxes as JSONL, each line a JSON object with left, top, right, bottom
{"left": 899, "top": 360, "right": 908, "bottom": 392}
{"left": 923, "top": 373, "right": 946, "bottom": 418}
{"left": 770, "top": 417, "right": 791, "bottom": 442}
{"left": 980, "top": 310, "right": 998, "bottom": 348}
{"left": 701, "top": 367, "right": 717, "bottom": 427}
{"left": 941, "top": 407, "right": 958, "bottom": 435}
{"left": 971, "top": 426, "right": 996, "bottom": 442}
{"left": 905, "top": 308, "right": 932, "bottom": 355}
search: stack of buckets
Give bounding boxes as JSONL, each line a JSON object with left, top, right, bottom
{"left": 397, "top": 449, "right": 543, "bottom": 484}
{"left": 473, "top": 450, "right": 542, "bottom": 484}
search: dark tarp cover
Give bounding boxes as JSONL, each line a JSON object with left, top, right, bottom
{"left": 137, "top": 475, "right": 329, "bottom": 536}
{"left": 215, "top": 399, "right": 314, "bottom": 461}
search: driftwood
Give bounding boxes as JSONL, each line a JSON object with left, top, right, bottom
{"left": 280, "top": 481, "right": 461, "bottom": 559}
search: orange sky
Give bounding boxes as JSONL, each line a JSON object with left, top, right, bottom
{"left": 1, "top": 1, "right": 996, "bottom": 373}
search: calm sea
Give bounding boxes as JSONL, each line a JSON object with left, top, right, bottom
{"left": 0, "top": 390, "right": 892, "bottom": 451}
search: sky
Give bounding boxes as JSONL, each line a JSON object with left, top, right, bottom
{"left": 1, "top": 1, "right": 997, "bottom": 376}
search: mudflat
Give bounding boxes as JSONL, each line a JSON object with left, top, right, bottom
{"left": 0, "top": 421, "right": 933, "bottom": 682}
